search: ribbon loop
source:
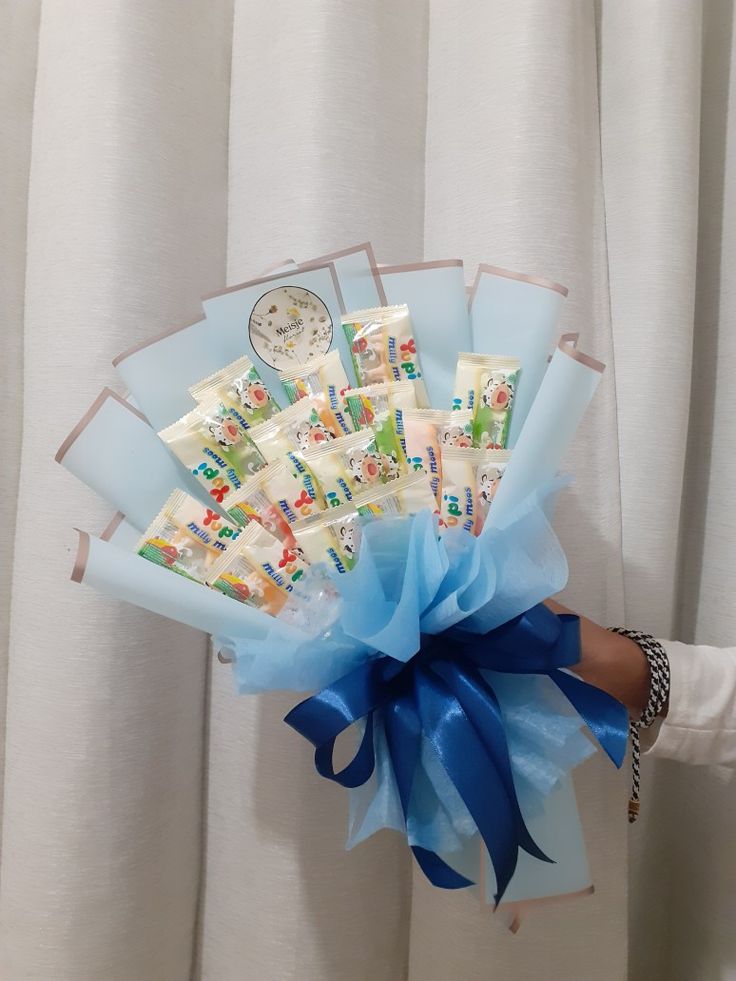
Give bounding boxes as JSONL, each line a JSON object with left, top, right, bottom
{"left": 284, "top": 607, "right": 628, "bottom": 902}
{"left": 285, "top": 657, "right": 401, "bottom": 788}
{"left": 435, "top": 659, "right": 552, "bottom": 865}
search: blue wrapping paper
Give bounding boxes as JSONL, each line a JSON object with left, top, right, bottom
{"left": 379, "top": 260, "right": 473, "bottom": 408}
{"left": 488, "top": 335, "right": 605, "bottom": 528}
{"left": 58, "top": 252, "right": 622, "bottom": 909}
{"left": 55, "top": 389, "right": 186, "bottom": 531}
{"left": 115, "top": 245, "right": 383, "bottom": 430}
{"left": 303, "top": 243, "right": 386, "bottom": 312}
{"left": 469, "top": 265, "right": 568, "bottom": 445}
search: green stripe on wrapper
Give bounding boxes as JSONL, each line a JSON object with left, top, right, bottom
{"left": 470, "top": 361, "right": 520, "bottom": 450}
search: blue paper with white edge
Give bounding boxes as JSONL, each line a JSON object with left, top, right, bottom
{"left": 116, "top": 248, "right": 383, "bottom": 431}
{"left": 380, "top": 262, "right": 472, "bottom": 409}
{"left": 59, "top": 251, "right": 617, "bottom": 908}
{"left": 470, "top": 267, "right": 567, "bottom": 446}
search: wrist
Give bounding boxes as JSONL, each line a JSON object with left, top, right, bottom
{"left": 546, "top": 600, "right": 650, "bottom": 714}
{"left": 579, "top": 629, "right": 650, "bottom": 715}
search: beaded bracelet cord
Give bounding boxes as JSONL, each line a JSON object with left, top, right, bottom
{"left": 609, "top": 629, "right": 671, "bottom": 823}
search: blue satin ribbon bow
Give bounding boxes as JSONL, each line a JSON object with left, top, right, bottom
{"left": 284, "top": 603, "right": 628, "bottom": 903}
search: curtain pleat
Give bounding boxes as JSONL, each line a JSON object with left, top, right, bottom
{"left": 195, "top": 2, "right": 427, "bottom": 979}
{"left": 0, "top": 0, "right": 41, "bottom": 852}
{"left": 626, "top": 2, "right": 736, "bottom": 979}
{"left": 596, "top": 4, "right": 705, "bottom": 979}
{"left": 416, "top": 2, "right": 627, "bottom": 978}
{"left": 598, "top": 0, "right": 703, "bottom": 640}
{"left": 0, "top": 3, "right": 231, "bottom": 979}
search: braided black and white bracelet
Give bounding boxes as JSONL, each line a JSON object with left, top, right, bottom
{"left": 609, "top": 628, "right": 670, "bottom": 823}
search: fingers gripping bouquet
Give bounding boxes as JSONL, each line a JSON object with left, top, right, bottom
{"left": 58, "top": 245, "right": 628, "bottom": 915}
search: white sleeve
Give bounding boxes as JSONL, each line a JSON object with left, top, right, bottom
{"left": 644, "top": 640, "right": 736, "bottom": 765}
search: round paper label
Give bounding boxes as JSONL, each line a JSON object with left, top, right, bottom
{"left": 248, "top": 287, "right": 333, "bottom": 369}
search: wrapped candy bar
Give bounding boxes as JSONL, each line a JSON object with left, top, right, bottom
{"left": 301, "top": 428, "right": 406, "bottom": 508}
{"left": 225, "top": 460, "right": 322, "bottom": 538}
{"left": 344, "top": 380, "right": 415, "bottom": 467}
{"left": 189, "top": 355, "right": 281, "bottom": 428}
{"left": 208, "top": 542, "right": 293, "bottom": 615}
{"left": 437, "top": 409, "right": 473, "bottom": 447}
{"left": 344, "top": 380, "right": 416, "bottom": 430}
{"left": 341, "top": 304, "right": 430, "bottom": 407}
{"left": 207, "top": 527, "right": 315, "bottom": 623}
{"left": 291, "top": 502, "right": 361, "bottom": 573}
{"left": 278, "top": 349, "right": 353, "bottom": 436}
{"left": 452, "top": 352, "right": 520, "bottom": 451}
{"left": 136, "top": 489, "right": 241, "bottom": 582}
{"left": 248, "top": 396, "right": 344, "bottom": 459}
{"left": 471, "top": 358, "right": 520, "bottom": 449}
{"left": 352, "top": 471, "right": 437, "bottom": 516}
{"left": 158, "top": 399, "right": 266, "bottom": 501}
{"left": 403, "top": 408, "right": 473, "bottom": 503}
{"left": 211, "top": 503, "right": 340, "bottom": 634}
{"left": 210, "top": 519, "right": 309, "bottom": 593}
{"left": 247, "top": 398, "right": 346, "bottom": 507}
{"left": 439, "top": 445, "right": 510, "bottom": 534}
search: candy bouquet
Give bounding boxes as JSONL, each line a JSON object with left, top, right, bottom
{"left": 57, "top": 245, "right": 628, "bottom": 912}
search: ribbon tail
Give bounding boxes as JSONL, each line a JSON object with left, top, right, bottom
{"left": 411, "top": 845, "right": 474, "bottom": 890}
{"left": 383, "top": 692, "right": 474, "bottom": 890}
{"left": 438, "top": 660, "right": 552, "bottom": 865}
{"left": 551, "top": 669, "right": 629, "bottom": 768}
{"left": 414, "top": 667, "right": 521, "bottom": 904}
{"left": 382, "top": 693, "right": 421, "bottom": 816}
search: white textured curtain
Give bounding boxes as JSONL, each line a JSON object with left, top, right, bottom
{"left": 1, "top": 2, "right": 734, "bottom": 980}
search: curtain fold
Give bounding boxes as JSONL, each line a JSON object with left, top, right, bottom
{"left": 596, "top": 4, "right": 706, "bottom": 979}
{"left": 0, "top": 3, "right": 231, "bottom": 979}
{"left": 598, "top": 0, "right": 703, "bottom": 640}
{"left": 195, "top": 2, "right": 426, "bottom": 978}
{"left": 1, "top": 1, "right": 734, "bottom": 979}
{"left": 0, "top": 0, "right": 41, "bottom": 853}
{"left": 626, "top": 3, "right": 736, "bottom": 980}
{"left": 416, "top": 2, "right": 627, "bottom": 977}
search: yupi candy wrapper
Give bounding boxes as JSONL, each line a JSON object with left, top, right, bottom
{"left": 59, "top": 245, "right": 627, "bottom": 921}
{"left": 342, "top": 305, "right": 430, "bottom": 407}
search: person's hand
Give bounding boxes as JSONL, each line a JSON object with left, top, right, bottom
{"left": 545, "top": 599, "right": 651, "bottom": 715}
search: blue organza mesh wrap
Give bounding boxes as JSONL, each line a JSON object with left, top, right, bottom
{"left": 216, "top": 481, "right": 600, "bottom": 901}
